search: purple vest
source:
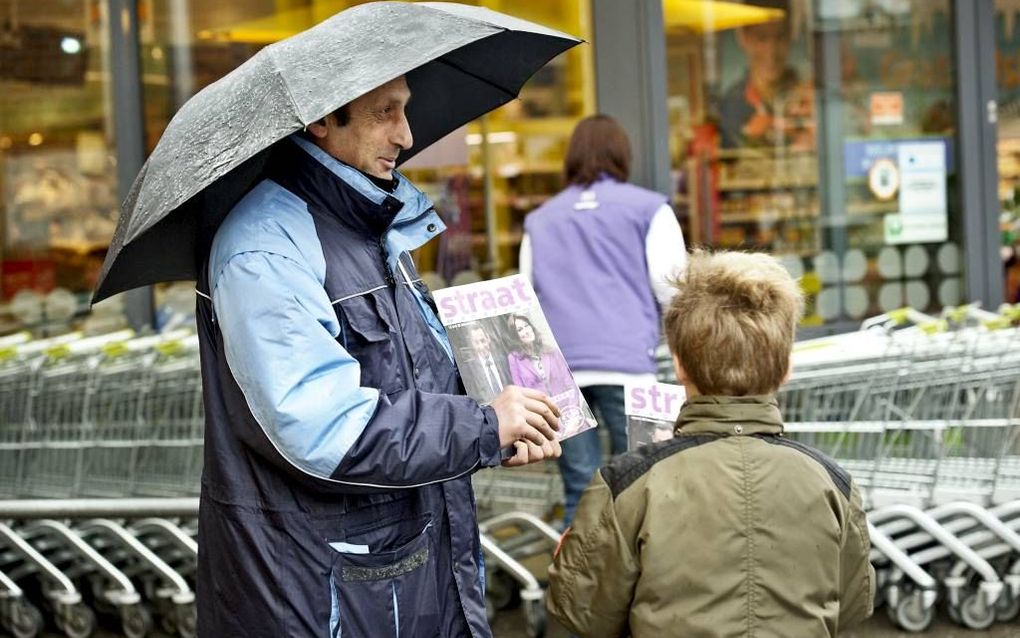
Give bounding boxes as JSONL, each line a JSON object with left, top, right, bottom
{"left": 525, "top": 177, "right": 667, "bottom": 374}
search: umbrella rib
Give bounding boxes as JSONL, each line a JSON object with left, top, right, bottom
{"left": 434, "top": 58, "right": 514, "bottom": 98}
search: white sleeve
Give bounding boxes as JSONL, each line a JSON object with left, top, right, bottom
{"left": 646, "top": 203, "right": 687, "bottom": 307}
{"left": 518, "top": 232, "right": 533, "bottom": 284}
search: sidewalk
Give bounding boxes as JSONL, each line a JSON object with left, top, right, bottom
{"left": 492, "top": 608, "right": 1019, "bottom": 637}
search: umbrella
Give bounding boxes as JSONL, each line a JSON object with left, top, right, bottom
{"left": 93, "top": 1, "right": 580, "bottom": 303}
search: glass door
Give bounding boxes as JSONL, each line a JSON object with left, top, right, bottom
{"left": 663, "top": 0, "right": 965, "bottom": 331}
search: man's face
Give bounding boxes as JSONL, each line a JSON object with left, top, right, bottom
{"left": 310, "top": 76, "right": 413, "bottom": 179}
{"left": 737, "top": 21, "right": 790, "bottom": 86}
{"left": 470, "top": 328, "right": 491, "bottom": 355}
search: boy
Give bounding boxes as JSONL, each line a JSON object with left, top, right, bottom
{"left": 547, "top": 250, "right": 874, "bottom": 637}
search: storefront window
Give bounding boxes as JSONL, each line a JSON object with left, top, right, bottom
{"left": 0, "top": 0, "right": 118, "bottom": 333}
{"left": 996, "top": 0, "right": 1020, "bottom": 302}
{"left": 665, "top": 0, "right": 962, "bottom": 329}
{"left": 140, "top": 0, "right": 594, "bottom": 304}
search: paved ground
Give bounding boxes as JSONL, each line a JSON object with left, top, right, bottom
{"left": 491, "top": 606, "right": 1020, "bottom": 638}
{"left": 34, "top": 604, "right": 1020, "bottom": 637}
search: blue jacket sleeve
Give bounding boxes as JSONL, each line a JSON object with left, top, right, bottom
{"left": 212, "top": 249, "right": 501, "bottom": 492}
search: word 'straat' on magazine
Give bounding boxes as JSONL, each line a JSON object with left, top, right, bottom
{"left": 624, "top": 381, "right": 686, "bottom": 451}
{"left": 436, "top": 277, "right": 533, "bottom": 324}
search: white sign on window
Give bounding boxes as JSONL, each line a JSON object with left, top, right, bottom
{"left": 884, "top": 141, "right": 948, "bottom": 245}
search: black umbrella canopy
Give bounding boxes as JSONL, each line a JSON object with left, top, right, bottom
{"left": 93, "top": 1, "right": 580, "bottom": 303}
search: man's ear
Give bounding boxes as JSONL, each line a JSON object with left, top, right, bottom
{"left": 782, "top": 356, "right": 793, "bottom": 386}
{"left": 306, "top": 116, "right": 330, "bottom": 139}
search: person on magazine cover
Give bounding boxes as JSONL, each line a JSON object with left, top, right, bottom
{"left": 459, "top": 321, "right": 513, "bottom": 402}
{"left": 196, "top": 73, "right": 564, "bottom": 637}
{"left": 505, "top": 313, "right": 588, "bottom": 437}
{"left": 519, "top": 114, "right": 687, "bottom": 525}
{"left": 547, "top": 250, "right": 875, "bottom": 638}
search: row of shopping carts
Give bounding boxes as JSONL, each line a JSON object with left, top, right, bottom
{"left": 4, "top": 302, "right": 1020, "bottom": 635}
{"left": 0, "top": 329, "right": 203, "bottom": 501}
{"left": 0, "top": 499, "right": 198, "bottom": 638}
{"left": 0, "top": 329, "right": 204, "bottom": 637}
{"left": 777, "top": 303, "right": 1020, "bottom": 631}
{"left": 0, "top": 327, "right": 562, "bottom": 637}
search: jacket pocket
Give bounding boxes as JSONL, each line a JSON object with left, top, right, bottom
{"left": 329, "top": 520, "right": 441, "bottom": 638}
{"left": 335, "top": 292, "right": 405, "bottom": 395}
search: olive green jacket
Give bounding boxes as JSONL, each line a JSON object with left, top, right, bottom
{"left": 547, "top": 395, "right": 875, "bottom": 638}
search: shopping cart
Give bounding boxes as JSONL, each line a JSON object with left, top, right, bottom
{"left": 132, "top": 336, "right": 203, "bottom": 497}
{"left": 0, "top": 499, "right": 198, "bottom": 638}
{"left": 0, "top": 333, "right": 86, "bottom": 500}
{"left": 473, "top": 463, "right": 564, "bottom": 638}
{"left": 0, "top": 329, "right": 203, "bottom": 636}
{"left": 778, "top": 304, "right": 1020, "bottom": 632}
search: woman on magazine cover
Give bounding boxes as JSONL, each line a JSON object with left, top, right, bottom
{"left": 506, "top": 313, "right": 586, "bottom": 437}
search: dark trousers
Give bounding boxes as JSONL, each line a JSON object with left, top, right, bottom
{"left": 556, "top": 385, "right": 628, "bottom": 527}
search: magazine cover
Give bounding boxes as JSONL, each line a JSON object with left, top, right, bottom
{"left": 624, "top": 381, "right": 686, "bottom": 450}
{"left": 433, "top": 274, "right": 597, "bottom": 441}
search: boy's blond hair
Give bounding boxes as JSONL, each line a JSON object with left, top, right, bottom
{"left": 664, "top": 250, "right": 804, "bottom": 395}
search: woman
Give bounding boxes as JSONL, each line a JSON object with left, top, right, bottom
{"left": 505, "top": 313, "right": 587, "bottom": 437}
{"left": 519, "top": 114, "right": 687, "bottom": 526}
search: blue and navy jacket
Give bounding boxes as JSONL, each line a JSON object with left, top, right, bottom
{"left": 196, "top": 135, "right": 501, "bottom": 638}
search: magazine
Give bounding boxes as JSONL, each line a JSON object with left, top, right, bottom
{"left": 624, "top": 381, "right": 686, "bottom": 450}
{"left": 433, "top": 274, "right": 597, "bottom": 441}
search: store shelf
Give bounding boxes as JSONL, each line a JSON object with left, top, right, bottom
{"left": 845, "top": 202, "right": 896, "bottom": 216}
{"left": 718, "top": 179, "right": 817, "bottom": 191}
{"left": 712, "top": 244, "right": 821, "bottom": 258}
{"left": 714, "top": 147, "right": 817, "bottom": 160}
{"left": 719, "top": 211, "right": 819, "bottom": 223}
{"left": 997, "top": 137, "right": 1020, "bottom": 153}
{"left": 48, "top": 239, "right": 110, "bottom": 255}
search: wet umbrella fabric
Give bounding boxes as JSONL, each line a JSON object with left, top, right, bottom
{"left": 93, "top": 1, "right": 579, "bottom": 302}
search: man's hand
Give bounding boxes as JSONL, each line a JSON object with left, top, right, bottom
{"left": 490, "top": 386, "right": 561, "bottom": 466}
{"left": 501, "top": 438, "right": 562, "bottom": 468}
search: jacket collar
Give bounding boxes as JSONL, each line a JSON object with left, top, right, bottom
{"left": 269, "top": 135, "right": 441, "bottom": 237}
{"left": 675, "top": 395, "right": 784, "bottom": 437}
{"left": 268, "top": 136, "right": 446, "bottom": 274}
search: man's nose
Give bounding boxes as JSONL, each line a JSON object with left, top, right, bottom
{"left": 393, "top": 112, "right": 413, "bottom": 150}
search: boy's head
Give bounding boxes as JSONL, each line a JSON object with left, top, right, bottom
{"left": 664, "top": 250, "right": 803, "bottom": 396}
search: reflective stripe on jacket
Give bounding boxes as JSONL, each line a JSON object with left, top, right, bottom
{"left": 196, "top": 136, "right": 500, "bottom": 637}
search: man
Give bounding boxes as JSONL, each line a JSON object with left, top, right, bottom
{"left": 460, "top": 322, "right": 513, "bottom": 402}
{"left": 195, "top": 75, "right": 561, "bottom": 637}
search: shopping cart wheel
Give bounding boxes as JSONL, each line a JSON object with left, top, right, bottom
{"left": 485, "top": 595, "right": 496, "bottom": 624}
{"left": 887, "top": 593, "right": 934, "bottom": 633}
{"left": 487, "top": 569, "right": 520, "bottom": 610}
{"left": 55, "top": 604, "right": 96, "bottom": 638}
{"left": 159, "top": 611, "right": 177, "bottom": 636}
{"left": 995, "top": 587, "right": 1020, "bottom": 622}
{"left": 6, "top": 599, "right": 44, "bottom": 638}
{"left": 946, "top": 598, "right": 961, "bottom": 624}
{"left": 175, "top": 603, "right": 197, "bottom": 638}
{"left": 523, "top": 599, "right": 546, "bottom": 638}
{"left": 958, "top": 592, "right": 996, "bottom": 630}
{"left": 120, "top": 604, "right": 153, "bottom": 638}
